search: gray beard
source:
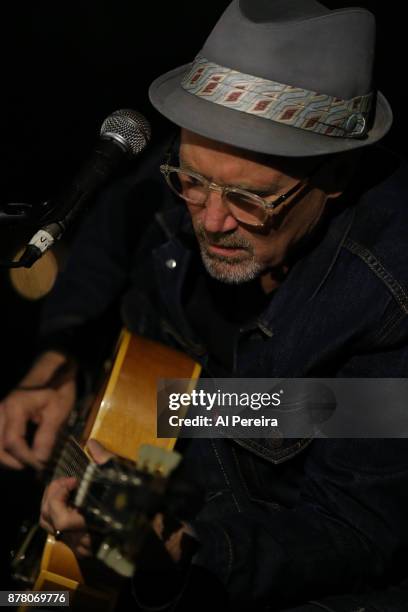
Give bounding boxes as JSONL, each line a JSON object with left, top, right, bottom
{"left": 198, "top": 242, "right": 264, "bottom": 284}
{"left": 193, "top": 222, "right": 265, "bottom": 284}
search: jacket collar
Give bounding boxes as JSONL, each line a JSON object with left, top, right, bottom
{"left": 155, "top": 195, "right": 356, "bottom": 335}
{"left": 258, "top": 203, "right": 356, "bottom": 332}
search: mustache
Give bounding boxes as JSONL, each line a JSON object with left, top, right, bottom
{"left": 195, "top": 225, "right": 253, "bottom": 251}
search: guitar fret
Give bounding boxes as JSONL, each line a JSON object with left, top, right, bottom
{"left": 54, "top": 437, "right": 90, "bottom": 481}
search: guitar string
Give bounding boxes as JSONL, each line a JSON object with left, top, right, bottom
{"left": 43, "top": 454, "right": 125, "bottom": 522}
{"left": 55, "top": 454, "right": 144, "bottom": 488}
{"left": 52, "top": 443, "right": 133, "bottom": 493}
{"left": 52, "top": 442, "right": 163, "bottom": 487}
{"left": 54, "top": 456, "right": 87, "bottom": 480}
{"left": 50, "top": 433, "right": 88, "bottom": 464}
{"left": 58, "top": 447, "right": 89, "bottom": 478}
{"left": 51, "top": 440, "right": 159, "bottom": 507}
{"left": 40, "top": 434, "right": 165, "bottom": 524}
{"left": 27, "top": 369, "right": 151, "bottom": 526}
{"left": 45, "top": 440, "right": 90, "bottom": 482}
{"left": 41, "top": 431, "right": 86, "bottom": 480}
{"left": 45, "top": 438, "right": 119, "bottom": 483}
{"left": 40, "top": 446, "right": 162, "bottom": 533}
{"left": 44, "top": 436, "right": 162, "bottom": 486}
{"left": 52, "top": 456, "right": 144, "bottom": 527}
{"left": 57, "top": 443, "right": 88, "bottom": 472}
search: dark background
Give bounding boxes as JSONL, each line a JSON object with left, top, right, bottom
{"left": 1, "top": 1, "right": 406, "bottom": 205}
{"left": 0, "top": 0, "right": 405, "bottom": 587}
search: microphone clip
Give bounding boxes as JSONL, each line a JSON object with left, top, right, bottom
{"left": 0, "top": 201, "right": 59, "bottom": 227}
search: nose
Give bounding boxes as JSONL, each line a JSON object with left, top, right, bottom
{"left": 200, "top": 186, "right": 239, "bottom": 234}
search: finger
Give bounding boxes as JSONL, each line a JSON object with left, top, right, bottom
{"left": 152, "top": 513, "right": 164, "bottom": 538}
{"left": 2, "top": 403, "right": 43, "bottom": 470}
{"left": 47, "top": 478, "right": 86, "bottom": 532}
{"left": 63, "top": 530, "right": 91, "bottom": 550}
{"left": 0, "top": 451, "right": 24, "bottom": 470}
{"left": 76, "top": 546, "right": 92, "bottom": 558}
{"left": 165, "top": 529, "right": 184, "bottom": 563}
{"left": 50, "top": 508, "right": 87, "bottom": 534}
{"left": 41, "top": 477, "right": 77, "bottom": 524}
{"left": 0, "top": 412, "right": 24, "bottom": 469}
{"left": 47, "top": 476, "right": 78, "bottom": 505}
{"left": 40, "top": 479, "right": 92, "bottom": 557}
{"left": 86, "top": 439, "right": 114, "bottom": 465}
{"left": 31, "top": 403, "right": 67, "bottom": 464}
{"left": 63, "top": 531, "right": 93, "bottom": 558}
{"left": 45, "top": 476, "right": 77, "bottom": 497}
{"left": 39, "top": 514, "right": 55, "bottom": 535}
{"left": 40, "top": 482, "right": 64, "bottom": 533}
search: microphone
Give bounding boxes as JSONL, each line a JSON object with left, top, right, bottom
{"left": 18, "top": 109, "right": 151, "bottom": 268}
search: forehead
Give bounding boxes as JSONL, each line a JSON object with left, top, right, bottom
{"left": 179, "top": 129, "right": 314, "bottom": 185}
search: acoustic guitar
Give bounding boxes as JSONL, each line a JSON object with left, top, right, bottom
{"left": 11, "top": 329, "right": 201, "bottom": 611}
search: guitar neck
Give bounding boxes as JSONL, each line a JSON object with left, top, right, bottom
{"left": 53, "top": 436, "right": 90, "bottom": 481}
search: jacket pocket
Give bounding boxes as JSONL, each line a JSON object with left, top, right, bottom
{"left": 233, "top": 436, "right": 313, "bottom": 465}
{"left": 231, "top": 439, "right": 311, "bottom": 506}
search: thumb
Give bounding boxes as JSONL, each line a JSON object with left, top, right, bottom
{"left": 86, "top": 439, "right": 114, "bottom": 465}
{"left": 57, "top": 476, "right": 78, "bottom": 499}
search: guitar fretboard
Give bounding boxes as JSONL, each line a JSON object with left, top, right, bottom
{"left": 53, "top": 436, "right": 90, "bottom": 481}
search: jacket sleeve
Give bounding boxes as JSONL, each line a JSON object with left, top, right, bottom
{"left": 37, "top": 139, "right": 170, "bottom": 372}
{"left": 35, "top": 174, "right": 136, "bottom": 377}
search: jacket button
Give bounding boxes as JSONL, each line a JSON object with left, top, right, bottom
{"left": 165, "top": 259, "right": 177, "bottom": 269}
{"left": 270, "top": 430, "right": 283, "bottom": 448}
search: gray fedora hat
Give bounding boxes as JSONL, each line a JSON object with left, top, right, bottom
{"left": 149, "top": 0, "right": 393, "bottom": 157}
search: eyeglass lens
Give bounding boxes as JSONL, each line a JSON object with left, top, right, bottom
{"left": 168, "top": 169, "right": 267, "bottom": 225}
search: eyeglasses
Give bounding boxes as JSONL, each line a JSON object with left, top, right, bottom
{"left": 160, "top": 160, "right": 322, "bottom": 228}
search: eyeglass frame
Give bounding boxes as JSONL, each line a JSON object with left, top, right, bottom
{"left": 159, "top": 155, "right": 325, "bottom": 228}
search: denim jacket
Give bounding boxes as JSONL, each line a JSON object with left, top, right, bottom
{"left": 40, "top": 138, "right": 408, "bottom": 610}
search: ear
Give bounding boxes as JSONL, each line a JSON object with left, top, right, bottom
{"left": 319, "top": 150, "right": 362, "bottom": 200}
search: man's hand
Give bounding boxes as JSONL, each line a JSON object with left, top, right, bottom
{"left": 0, "top": 351, "right": 76, "bottom": 470}
{"left": 40, "top": 440, "right": 196, "bottom": 565}
{"left": 40, "top": 476, "right": 92, "bottom": 557}
{"left": 152, "top": 513, "right": 195, "bottom": 564}
{"left": 40, "top": 439, "right": 113, "bottom": 557}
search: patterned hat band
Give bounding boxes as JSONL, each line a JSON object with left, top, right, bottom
{"left": 181, "top": 56, "right": 373, "bottom": 139}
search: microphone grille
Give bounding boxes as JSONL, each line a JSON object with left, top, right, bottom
{"left": 100, "top": 109, "right": 151, "bottom": 156}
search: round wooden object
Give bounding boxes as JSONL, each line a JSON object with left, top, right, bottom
{"left": 9, "top": 249, "right": 59, "bottom": 300}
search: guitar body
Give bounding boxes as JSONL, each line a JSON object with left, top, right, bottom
{"left": 23, "top": 330, "right": 201, "bottom": 611}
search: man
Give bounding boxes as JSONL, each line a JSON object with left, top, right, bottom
{"left": 1, "top": 1, "right": 408, "bottom": 610}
